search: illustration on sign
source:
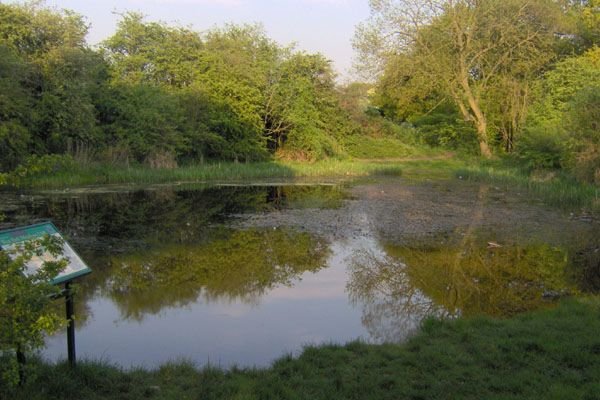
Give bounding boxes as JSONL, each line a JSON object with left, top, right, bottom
{"left": 0, "top": 222, "right": 91, "bottom": 285}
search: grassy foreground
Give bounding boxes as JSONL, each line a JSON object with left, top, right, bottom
{"left": 2, "top": 299, "right": 599, "bottom": 400}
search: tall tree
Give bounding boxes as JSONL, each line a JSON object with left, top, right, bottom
{"left": 355, "top": 0, "right": 567, "bottom": 157}
{"left": 0, "top": 46, "right": 30, "bottom": 171}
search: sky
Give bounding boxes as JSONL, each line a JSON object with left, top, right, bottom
{"left": 8, "top": 0, "right": 371, "bottom": 79}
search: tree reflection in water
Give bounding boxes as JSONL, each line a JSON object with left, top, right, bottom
{"left": 348, "top": 239, "right": 576, "bottom": 343}
{"left": 347, "top": 249, "right": 446, "bottom": 343}
{"left": 104, "top": 228, "right": 330, "bottom": 321}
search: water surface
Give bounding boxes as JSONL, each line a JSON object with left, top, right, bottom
{"left": 1, "top": 179, "right": 597, "bottom": 368}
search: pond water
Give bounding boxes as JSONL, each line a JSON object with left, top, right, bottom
{"left": 0, "top": 178, "right": 598, "bottom": 368}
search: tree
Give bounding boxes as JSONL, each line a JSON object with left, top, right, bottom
{"left": 0, "top": 2, "right": 88, "bottom": 58}
{"left": 265, "top": 53, "right": 348, "bottom": 159}
{"left": 565, "top": 86, "right": 600, "bottom": 184}
{"left": 97, "top": 83, "right": 188, "bottom": 166}
{"left": 0, "top": 235, "right": 66, "bottom": 386}
{"left": 34, "top": 47, "right": 107, "bottom": 156}
{"left": 355, "top": 0, "right": 567, "bottom": 157}
{"left": 0, "top": 2, "right": 100, "bottom": 160}
{"left": 521, "top": 47, "right": 600, "bottom": 180}
{"left": 103, "top": 12, "right": 204, "bottom": 87}
{"left": 0, "top": 46, "right": 31, "bottom": 171}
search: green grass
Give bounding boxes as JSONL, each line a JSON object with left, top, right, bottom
{"left": 9, "top": 158, "right": 458, "bottom": 189}
{"left": 343, "top": 135, "right": 434, "bottom": 159}
{"left": 456, "top": 163, "right": 600, "bottom": 212}
{"left": 2, "top": 299, "right": 599, "bottom": 399}
{"left": 5, "top": 152, "right": 597, "bottom": 213}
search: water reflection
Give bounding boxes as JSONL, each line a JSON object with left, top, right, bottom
{"left": 0, "top": 179, "right": 596, "bottom": 367}
{"left": 1, "top": 184, "right": 340, "bottom": 327}
{"left": 347, "top": 249, "right": 444, "bottom": 343}
{"left": 568, "top": 235, "right": 600, "bottom": 293}
{"left": 348, "top": 236, "right": 577, "bottom": 342}
{"left": 385, "top": 240, "right": 575, "bottom": 317}
{"left": 104, "top": 228, "right": 330, "bottom": 320}
{"left": 1, "top": 184, "right": 347, "bottom": 253}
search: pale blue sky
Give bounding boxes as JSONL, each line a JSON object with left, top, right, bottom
{"left": 8, "top": 0, "right": 370, "bottom": 79}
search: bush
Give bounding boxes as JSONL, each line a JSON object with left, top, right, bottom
{"left": 4, "top": 154, "right": 75, "bottom": 186}
{"left": 565, "top": 87, "right": 600, "bottom": 184}
{"left": 411, "top": 112, "right": 479, "bottom": 153}
{"left": 515, "top": 126, "right": 567, "bottom": 171}
{"left": 0, "top": 236, "right": 67, "bottom": 386}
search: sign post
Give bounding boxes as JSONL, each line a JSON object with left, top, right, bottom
{"left": 0, "top": 222, "right": 92, "bottom": 367}
{"left": 65, "top": 281, "right": 76, "bottom": 366}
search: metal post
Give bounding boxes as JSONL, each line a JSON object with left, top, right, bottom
{"left": 65, "top": 281, "right": 76, "bottom": 367}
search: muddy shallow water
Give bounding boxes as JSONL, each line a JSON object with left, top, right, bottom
{"left": 0, "top": 177, "right": 597, "bottom": 368}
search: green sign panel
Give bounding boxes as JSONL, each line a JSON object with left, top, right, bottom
{"left": 0, "top": 222, "right": 91, "bottom": 285}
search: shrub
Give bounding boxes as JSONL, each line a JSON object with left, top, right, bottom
{"left": 4, "top": 154, "right": 75, "bottom": 186}
{"left": 564, "top": 87, "right": 600, "bottom": 184}
{"left": 515, "top": 126, "right": 567, "bottom": 171}
{"left": 0, "top": 236, "right": 67, "bottom": 386}
{"left": 411, "top": 112, "right": 479, "bottom": 153}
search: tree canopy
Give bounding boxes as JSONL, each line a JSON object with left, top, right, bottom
{"left": 355, "top": 0, "right": 574, "bottom": 157}
{"left": 0, "top": 3, "right": 357, "bottom": 172}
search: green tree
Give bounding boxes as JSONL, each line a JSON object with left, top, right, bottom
{"left": 565, "top": 87, "right": 600, "bottom": 184}
{"left": 97, "top": 83, "right": 188, "bottom": 166}
{"left": 529, "top": 46, "right": 600, "bottom": 128}
{"left": 521, "top": 47, "right": 600, "bottom": 179}
{"left": 103, "top": 12, "right": 203, "bottom": 87}
{"left": 355, "top": 0, "right": 567, "bottom": 157}
{"left": 0, "top": 46, "right": 31, "bottom": 171}
{"left": 0, "top": 2, "right": 87, "bottom": 58}
{"left": 34, "top": 47, "right": 107, "bottom": 156}
{"left": 0, "top": 235, "right": 66, "bottom": 386}
{"left": 267, "top": 53, "right": 348, "bottom": 159}
{"left": 0, "top": 2, "right": 101, "bottom": 161}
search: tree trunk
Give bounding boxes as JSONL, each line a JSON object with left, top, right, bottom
{"left": 465, "top": 90, "right": 492, "bottom": 159}
{"left": 457, "top": 72, "right": 493, "bottom": 159}
{"left": 17, "top": 346, "right": 26, "bottom": 386}
{"left": 475, "top": 120, "right": 492, "bottom": 158}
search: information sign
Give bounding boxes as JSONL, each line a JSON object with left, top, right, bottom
{"left": 0, "top": 222, "right": 91, "bottom": 285}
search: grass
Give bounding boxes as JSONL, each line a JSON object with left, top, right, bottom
{"left": 4, "top": 150, "right": 597, "bottom": 213}
{"left": 343, "top": 135, "right": 434, "bottom": 159}
{"left": 2, "top": 298, "right": 599, "bottom": 399}
{"left": 456, "top": 162, "right": 600, "bottom": 212}
{"left": 8, "top": 157, "right": 458, "bottom": 189}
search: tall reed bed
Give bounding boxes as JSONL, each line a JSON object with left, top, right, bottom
{"left": 457, "top": 165, "right": 599, "bottom": 212}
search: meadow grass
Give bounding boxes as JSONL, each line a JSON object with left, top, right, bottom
{"left": 12, "top": 158, "right": 456, "bottom": 189}
{"left": 343, "top": 135, "right": 435, "bottom": 159}
{"left": 2, "top": 298, "right": 599, "bottom": 400}
{"left": 456, "top": 163, "right": 600, "bottom": 212}
{"left": 6, "top": 154, "right": 598, "bottom": 212}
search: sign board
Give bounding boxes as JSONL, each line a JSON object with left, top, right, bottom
{"left": 0, "top": 222, "right": 91, "bottom": 285}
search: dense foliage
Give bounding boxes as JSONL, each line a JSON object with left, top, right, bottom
{"left": 0, "top": 3, "right": 358, "bottom": 172}
{"left": 355, "top": 0, "right": 600, "bottom": 183}
{"left": 1, "top": 1, "right": 598, "bottom": 185}
{"left": 0, "top": 235, "right": 66, "bottom": 386}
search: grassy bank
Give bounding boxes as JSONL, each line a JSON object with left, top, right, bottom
{"left": 456, "top": 163, "right": 600, "bottom": 212}
{"left": 6, "top": 158, "right": 460, "bottom": 189}
{"left": 2, "top": 299, "right": 599, "bottom": 399}
{"left": 4, "top": 154, "right": 598, "bottom": 213}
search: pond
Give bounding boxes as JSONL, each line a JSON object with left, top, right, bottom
{"left": 0, "top": 178, "right": 598, "bottom": 368}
